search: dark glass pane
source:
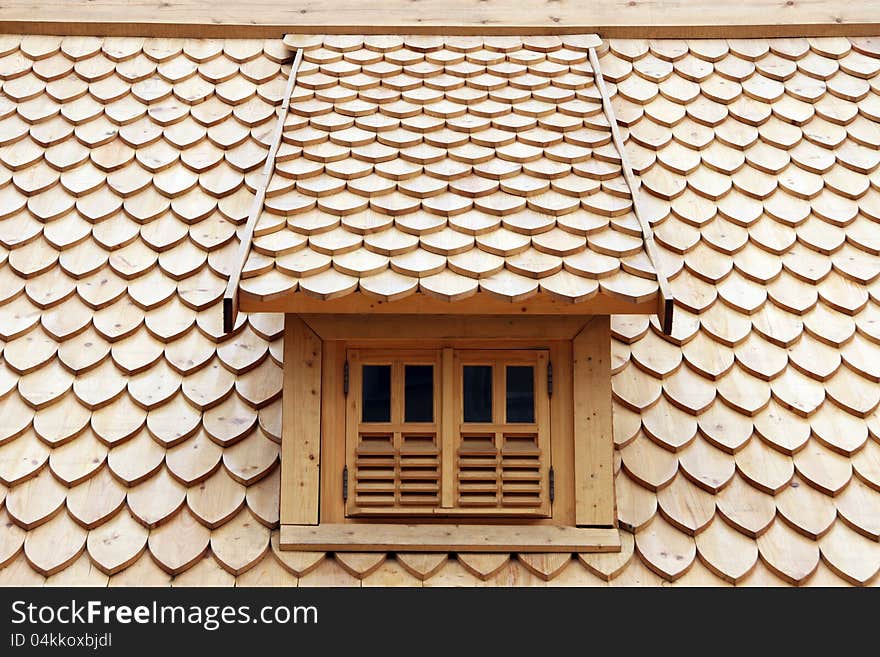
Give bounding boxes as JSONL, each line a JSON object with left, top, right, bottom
{"left": 361, "top": 365, "right": 391, "bottom": 422}
{"left": 463, "top": 365, "right": 493, "bottom": 423}
{"left": 506, "top": 365, "right": 535, "bottom": 423}
{"left": 405, "top": 365, "right": 433, "bottom": 423}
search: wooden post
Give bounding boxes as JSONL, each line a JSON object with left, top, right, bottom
{"left": 549, "top": 340, "right": 575, "bottom": 525}
{"left": 320, "top": 341, "right": 345, "bottom": 523}
{"left": 280, "top": 314, "right": 322, "bottom": 525}
{"left": 573, "top": 316, "right": 615, "bottom": 527}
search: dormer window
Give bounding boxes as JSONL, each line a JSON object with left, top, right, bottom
{"left": 277, "top": 314, "right": 621, "bottom": 553}
{"left": 225, "top": 33, "right": 673, "bottom": 555}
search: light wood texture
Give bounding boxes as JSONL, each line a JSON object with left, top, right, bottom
{"left": 280, "top": 314, "right": 322, "bottom": 524}
{"left": 317, "top": 334, "right": 581, "bottom": 530}
{"left": 1, "top": 32, "right": 879, "bottom": 587}
{"left": 343, "top": 347, "right": 551, "bottom": 517}
{"left": 24, "top": 512, "right": 87, "bottom": 576}
{"left": 334, "top": 552, "right": 386, "bottom": 578}
{"left": 0, "top": 1, "right": 876, "bottom": 37}
{"left": 573, "top": 316, "right": 615, "bottom": 526}
{"left": 271, "top": 532, "right": 325, "bottom": 577}
{"left": 319, "top": 341, "right": 347, "bottom": 523}
{"left": 441, "top": 347, "right": 455, "bottom": 509}
{"left": 345, "top": 348, "right": 444, "bottom": 515}
{"left": 549, "top": 341, "right": 575, "bottom": 525}
{"left": 210, "top": 509, "right": 271, "bottom": 575}
{"left": 457, "top": 553, "right": 510, "bottom": 579}
{"left": 281, "top": 523, "right": 621, "bottom": 551}
{"left": 0, "top": 34, "right": 297, "bottom": 583}
{"left": 451, "top": 348, "right": 551, "bottom": 515}
{"left": 517, "top": 552, "right": 572, "bottom": 580}
{"left": 396, "top": 552, "right": 448, "bottom": 580}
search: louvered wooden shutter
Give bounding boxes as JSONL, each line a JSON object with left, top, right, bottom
{"left": 454, "top": 350, "right": 551, "bottom": 516}
{"left": 346, "top": 350, "right": 442, "bottom": 515}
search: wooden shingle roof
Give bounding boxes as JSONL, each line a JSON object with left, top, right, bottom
{"left": 234, "top": 34, "right": 666, "bottom": 316}
{"left": 0, "top": 33, "right": 878, "bottom": 586}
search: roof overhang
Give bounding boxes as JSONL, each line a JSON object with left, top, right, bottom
{"left": 220, "top": 33, "right": 674, "bottom": 333}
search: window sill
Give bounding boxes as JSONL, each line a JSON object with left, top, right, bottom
{"left": 280, "top": 524, "right": 621, "bottom": 553}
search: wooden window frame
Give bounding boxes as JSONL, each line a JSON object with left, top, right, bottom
{"left": 344, "top": 347, "right": 552, "bottom": 517}
{"left": 279, "top": 314, "right": 620, "bottom": 553}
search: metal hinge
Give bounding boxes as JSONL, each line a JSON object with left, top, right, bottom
{"left": 549, "top": 467, "right": 555, "bottom": 503}
{"left": 342, "top": 465, "right": 349, "bottom": 501}
{"left": 343, "top": 360, "right": 349, "bottom": 396}
{"left": 547, "top": 360, "right": 553, "bottom": 397}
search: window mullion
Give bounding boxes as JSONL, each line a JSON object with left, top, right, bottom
{"left": 392, "top": 360, "right": 403, "bottom": 507}
{"left": 344, "top": 351, "right": 361, "bottom": 516}
{"left": 493, "top": 360, "right": 505, "bottom": 425}
{"left": 492, "top": 361, "right": 505, "bottom": 508}
{"left": 391, "top": 360, "right": 404, "bottom": 427}
{"left": 536, "top": 351, "right": 551, "bottom": 516}
{"left": 441, "top": 348, "right": 455, "bottom": 509}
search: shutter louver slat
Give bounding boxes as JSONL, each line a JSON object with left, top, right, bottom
{"left": 501, "top": 435, "right": 543, "bottom": 507}
{"left": 354, "top": 434, "right": 396, "bottom": 506}
{"left": 354, "top": 433, "right": 441, "bottom": 508}
{"left": 399, "top": 434, "right": 440, "bottom": 506}
{"left": 458, "top": 434, "right": 500, "bottom": 507}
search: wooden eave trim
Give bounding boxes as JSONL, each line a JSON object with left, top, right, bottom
{"left": 5, "top": 23, "right": 879, "bottom": 39}
{"left": 589, "top": 46, "right": 675, "bottom": 336}
{"left": 280, "top": 523, "right": 621, "bottom": 552}
{"left": 1, "top": 0, "right": 878, "bottom": 39}
{"left": 240, "top": 290, "right": 659, "bottom": 316}
{"left": 299, "top": 314, "right": 593, "bottom": 341}
{"left": 222, "top": 47, "right": 302, "bottom": 334}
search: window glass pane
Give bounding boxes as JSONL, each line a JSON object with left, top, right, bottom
{"left": 362, "top": 365, "right": 391, "bottom": 422}
{"left": 405, "top": 365, "right": 433, "bottom": 422}
{"left": 506, "top": 365, "right": 535, "bottom": 423}
{"left": 463, "top": 365, "right": 493, "bottom": 423}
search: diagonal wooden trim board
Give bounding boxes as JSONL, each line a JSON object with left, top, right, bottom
{"left": 222, "top": 47, "right": 302, "bottom": 334}
{"left": 588, "top": 47, "right": 675, "bottom": 336}
{"left": 0, "top": 0, "right": 877, "bottom": 37}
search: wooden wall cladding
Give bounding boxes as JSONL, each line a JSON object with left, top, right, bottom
{"left": 0, "top": 34, "right": 878, "bottom": 586}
